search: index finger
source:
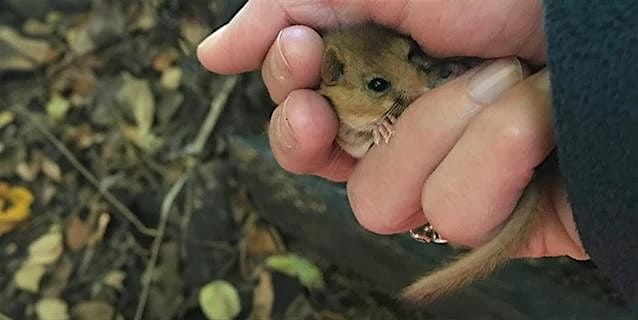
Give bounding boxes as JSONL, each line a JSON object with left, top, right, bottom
{"left": 197, "top": 0, "right": 545, "bottom": 75}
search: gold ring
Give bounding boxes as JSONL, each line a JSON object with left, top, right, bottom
{"left": 409, "top": 223, "right": 448, "bottom": 244}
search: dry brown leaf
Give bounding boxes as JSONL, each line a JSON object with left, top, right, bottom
{"left": 152, "top": 47, "right": 179, "bottom": 71}
{"left": 65, "top": 216, "right": 90, "bottom": 252}
{"left": 0, "top": 26, "right": 56, "bottom": 69}
{"left": 50, "top": 66, "right": 97, "bottom": 99}
{"left": 0, "top": 222, "right": 18, "bottom": 236}
{"left": 249, "top": 270, "right": 274, "bottom": 320}
{"left": 239, "top": 218, "right": 285, "bottom": 279}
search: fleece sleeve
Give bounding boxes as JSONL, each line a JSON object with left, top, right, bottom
{"left": 543, "top": 1, "right": 638, "bottom": 309}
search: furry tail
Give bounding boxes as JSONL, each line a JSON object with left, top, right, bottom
{"left": 401, "top": 179, "right": 540, "bottom": 303}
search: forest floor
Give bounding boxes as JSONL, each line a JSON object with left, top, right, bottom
{"left": 0, "top": 0, "right": 445, "bottom": 319}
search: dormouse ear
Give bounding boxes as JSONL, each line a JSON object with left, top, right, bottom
{"left": 407, "top": 40, "right": 434, "bottom": 72}
{"left": 321, "top": 46, "right": 344, "bottom": 85}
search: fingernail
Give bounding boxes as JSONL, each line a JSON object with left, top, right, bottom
{"left": 532, "top": 68, "right": 550, "bottom": 92}
{"left": 197, "top": 24, "right": 227, "bottom": 53}
{"left": 275, "top": 97, "right": 297, "bottom": 150}
{"left": 269, "top": 28, "right": 295, "bottom": 81}
{"left": 467, "top": 57, "right": 525, "bottom": 104}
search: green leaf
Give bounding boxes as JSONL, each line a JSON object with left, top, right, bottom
{"left": 265, "top": 254, "right": 324, "bottom": 289}
{"left": 199, "top": 280, "right": 241, "bottom": 320}
{"left": 46, "top": 94, "right": 70, "bottom": 122}
{"left": 0, "top": 312, "right": 14, "bottom": 320}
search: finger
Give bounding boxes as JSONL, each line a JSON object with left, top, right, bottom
{"left": 196, "top": 0, "right": 357, "bottom": 74}
{"left": 268, "top": 89, "right": 355, "bottom": 181}
{"left": 197, "top": 0, "right": 545, "bottom": 75}
{"left": 405, "top": 0, "right": 546, "bottom": 62}
{"left": 261, "top": 26, "right": 324, "bottom": 104}
{"left": 197, "top": 0, "right": 289, "bottom": 74}
{"left": 347, "top": 58, "right": 525, "bottom": 234}
{"left": 511, "top": 182, "right": 589, "bottom": 259}
{"left": 422, "top": 70, "right": 553, "bottom": 247}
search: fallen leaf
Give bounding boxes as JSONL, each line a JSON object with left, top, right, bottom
{"left": 87, "top": 212, "right": 110, "bottom": 247}
{"left": 0, "top": 25, "right": 56, "bottom": 70}
{"left": 102, "top": 270, "right": 126, "bottom": 291}
{"left": 15, "top": 161, "right": 38, "bottom": 181}
{"left": 41, "top": 256, "right": 73, "bottom": 297}
{"left": 284, "top": 295, "right": 314, "bottom": 320}
{"left": 199, "top": 280, "right": 241, "bottom": 320}
{"left": 0, "top": 312, "right": 12, "bottom": 320}
{"left": 23, "top": 19, "right": 53, "bottom": 36}
{"left": 180, "top": 17, "right": 209, "bottom": 47}
{"left": 72, "top": 301, "right": 116, "bottom": 320}
{"left": 240, "top": 218, "right": 285, "bottom": 278}
{"left": 117, "top": 73, "right": 163, "bottom": 152}
{"left": 152, "top": 47, "right": 179, "bottom": 71}
{"left": 249, "top": 270, "right": 273, "bottom": 320}
{"left": 14, "top": 261, "right": 46, "bottom": 293}
{"left": 132, "top": 4, "right": 157, "bottom": 32}
{"left": 65, "top": 23, "right": 95, "bottom": 55}
{"left": 121, "top": 125, "right": 164, "bottom": 153}
{"left": 160, "top": 66, "right": 182, "bottom": 90}
{"left": 117, "top": 73, "right": 155, "bottom": 135}
{"left": 41, "top": 157, "right": 62, "bottom": 182}
{"left": 0, "top": 222, "right": 18, "bottom": 237}
{"left": 28, "top": 228, "right": 63, "bottom": 265}
{"left": 35, "top": 298, "right": 69, "bottom": 320}
{"left": 0, "top": 182, "right": 34, "bottom": 235}
{"left": 65, "top": 216, "right": 90, "bottom": 252}
{"left": 46, "top": 94, "right": 71, "bottom": 123}
{"left": 265, "top": 254, "right": 324, "bottom": 289}
{"left": 40, "top": 182, "right": 57, "bottom": 206}
{"left": 0, "top": 111, "right": 15, "bottom": 129}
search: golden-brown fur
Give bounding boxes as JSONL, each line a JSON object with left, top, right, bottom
{"left": 319, "top": 24, "right": 451, "bottom": 157}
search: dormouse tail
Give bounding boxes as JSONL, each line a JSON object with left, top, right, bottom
{"left": 401, "top": 179, "right": 540, "bottom": 303}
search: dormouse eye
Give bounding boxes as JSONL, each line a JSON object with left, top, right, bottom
{"left": 368, "top": 77, "right": 391, "bottom": 92}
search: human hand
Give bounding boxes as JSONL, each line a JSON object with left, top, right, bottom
{"left": 197, "top": 0, "right": 588, "bottom": 260}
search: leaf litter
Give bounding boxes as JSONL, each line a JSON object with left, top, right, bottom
{"left": 0, "top": 0, "right": 459, "bottom": 319}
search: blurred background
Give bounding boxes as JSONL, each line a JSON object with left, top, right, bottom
{"left": 0, "top": 0, "right": 632, "bottom": 319}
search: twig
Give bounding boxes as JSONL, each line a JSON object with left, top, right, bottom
{"left": 134, "top": 75, "right": 238, "bottom": 318}
{"left": 186, "top": 75, "right": 239, "bottom": 155}
{"left": 133, "top": 173, "right": 188, "bottom": 320}
{"left": 12, "top": 107, "right": 157, "bottom": 237}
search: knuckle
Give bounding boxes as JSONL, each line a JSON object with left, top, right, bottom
{"left": 421, "top": 182, "right": 485, "bottom": 247}
{"left": 347, "top": 185, "right": 399, "bottom": 235}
